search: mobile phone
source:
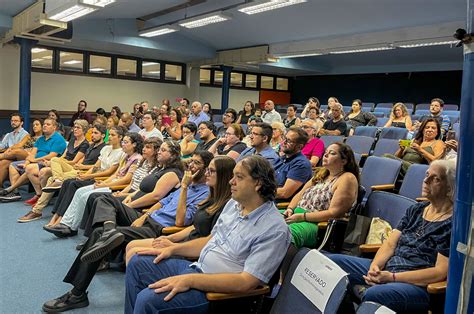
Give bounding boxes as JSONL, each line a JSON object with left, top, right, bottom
{"left": 162, "top": 116, "right": 171, "bottom": 125}
{"left": 446, "top": 130, "right": 456, "bottom": 141}
{"left": 399, "top": 139, "right": 412, "bottom": 147}
{"left": 175, "top": 97, "right": 183, "bottom": 102}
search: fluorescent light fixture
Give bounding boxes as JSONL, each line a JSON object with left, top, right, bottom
{"left": 139, "top": 25, "right": 179, "bottom": 37}
{"left": 330, "top": 47, "right": 394, "bottom": 54}
{"left": 238, "top": 0, "right": 306, "bottom": 15}
{"left": 49, "top": 4, "right": 97, "bottom": 22}
{"left": 32, "top": 58, "right": 44, "bottom": 62}
{"left": 81, "top": 0, "right": 115, "bottom": 7}
{"left": 63, "top": 60, "right": 82, "bottom": 64}
{"left": 31, "top": 48, "right": 46, "bottom": 53}
{"left": 278, "top": 52, "right": 325, "bottom": 58}
{"left": 142, "top": 62, "right": 160, "bottom": 67}
{"left": 90, "top": 67, "right": 106, "bottom": 72}
{"left": 178, "top": 12, "right": 231, "bottom": 29}
{"left": 398, "top": 40, "right": 458, "bottom": 48}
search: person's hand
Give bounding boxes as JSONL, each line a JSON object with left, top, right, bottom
{"left": 181, "top": 170, "right": 194, "bottom": 189}
{"left": 94, "top": 180, "right": 106, "bottom": 188}
{"left": 43, "top": 160, "right": 51, "bottom": 167}
{"left": 285, "top": 213, "right": 304, "bottom": 224}
{"left": 282, "top": 208, "right": 294, "bottom": 218}
{"left": 17, "top": 162, "right": 26, "bottom": 168}
{"left": 446, "top": 140, "right": 458, "bottom": 152}
{"left": 149, "top": 274, "right": 193, "bottom": 301}
{"left": 112, "top": 191, "right": 125, "bottom": 197}
{"left": 77, "top": 173, "right": 90, "bottom": 180}
{"left": 122, "top": 195, "right": 132, "bottom": 205}
{"left": 410, "top": 142, "right": 421, "bottom": 152}
{"left": 363, "top": 270, "right": 393, "bottom": 286}
{"left": 217, "top": 137, "right": 226, "bottom": 145}
{"left": 153, "top": 237, "right": 175, "bottom": 249}
{"left": 163, "top": 122, "right": 171, "bottom": 129}
{"left": 131, "top": 214, "right": 147, "bottom": 227}
{"left": 183, "top": 134, "right": 194, "bottom": 143}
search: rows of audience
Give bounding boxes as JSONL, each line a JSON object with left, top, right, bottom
{"left": 0, "top": 95, "right": 460, "bottom": 313}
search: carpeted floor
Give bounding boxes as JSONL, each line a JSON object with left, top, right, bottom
{"left": 0, "top": 190, "right": 124, "bottom": 313}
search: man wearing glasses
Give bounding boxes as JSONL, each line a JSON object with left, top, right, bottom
{"left": 138, "top": 111, "right": 163, "bottom": 141}
{"left": 274, "top": 126, "right": 312, "bottom": 201}
{"left": 237, "top": 122, "right": 281, "bottom": 168}
{"left": 196, "top": 121, "right": 218, "bottom": 151}
{"left": 217, "top": 108, "right": 237, "bottom": 138}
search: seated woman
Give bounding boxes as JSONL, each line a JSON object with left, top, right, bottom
{"left": 107, "top": 115, "right": 119, "bottom": 129}
{"left": 236, "top": 100, "right": 255, "bottom": 125}
{"left": 202, "top": 102, "right": 213, "bottom": 122}
{"left": 300, "top": 97, "right": 321, "bottom": 119}
{"left": 125, "top": 155, "right": 236, "bottom": 264}
{"left": 384, "top": 102, "right": 413, "bottom": 130}
{"left": 301, "top": 119, "right": 325, "bottom": 167}
{"left": 330, "top": 159, "right": 456, "bottom": 313}
{"left": 283, "top": 104, "right": 301, "bottom": 128}
{"left": 179, "top": 122, "right": 199, "bottom": 159}
{"left": 282, "top": 143, "right": 359, "bottom": 248}
{"left": 270, "top": 121, "right": 286, "bottom": 153}
{"left": 344, "top": 99, "right": 377, "bottom": 135}
{"left": 44, "top": 126, "right": 128, "bottom": 228}
{"left": 209, "top": 123, "right": 247, "bottom": 160}
{"left": 0, "top": 118, "right": 42, "bottom": 188}
{"left": 162, "top": 108, "right": 182, "bottom": 140}
{"left": 384, "top": 118, "right": 445, "bottom": 177}
{"left": 47, "top": 109, "right": 65, "bottom": 137}
{"left": 305, "top": 107, "right": 324, "bottom": 131}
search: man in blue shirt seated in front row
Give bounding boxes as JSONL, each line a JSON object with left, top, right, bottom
{"left": 124, "top": 155, "right": 291, "bottom": 314}
{"left": 237, "top": 122, "right": 281, "bottom": 168}
{"left": 274, "top": 126, "right": 312, "bottom": 202}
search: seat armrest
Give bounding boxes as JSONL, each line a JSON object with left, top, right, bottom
{"left": 162, "top": 226, "right": 186, "bottom": 234}
{"left": 276, "top": 202, "right": 290, "bottom": 210}
{"left": 427, "top": 281, "right": 447, "bottom": 294}
{"left": 359, "top": 243, "right": 382, "bottom": 253}
{"left": 94, "top": 176, "right": 110, "bottom": 181}
{"left": 206, "top": 285, "right": 270, "bottom": 301}
{"left": 416, "top": 197, "right": 429, "bottom": 202}
{"left": 318, "top": 221, "right": 328, "bottom": 229}
{"left": 110, "top": 185, "right": 128, "bottom": 191}
{"left": 371, "top": 184, "right": 395, "bottom": 191}
{"left": 361, "top": 153, "right": 369, "bottom": 157}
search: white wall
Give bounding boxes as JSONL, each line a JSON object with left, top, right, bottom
{"left": 0, "top": 45, "right": 259, "bottom": 113}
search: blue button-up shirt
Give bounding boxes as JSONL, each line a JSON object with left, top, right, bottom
{"left": 0, "top": 128, "right": 29, "bottom": 149}
{"left": 237, "top": 145, "right": 282, "bottom": 169}
{"left": 274, "top": 152, "right": 312, "bottom": 187}
{"left": 193, "top": 199, "right": 291, "bottom": 283}
{"left": 34, "top": 132, "right": 67, "bottom": 158}
{"left": 188, "top": 111, "right": 210, "bottom": 126}
{"left": 150, "top": 183, "right": 209, "bottom": 227}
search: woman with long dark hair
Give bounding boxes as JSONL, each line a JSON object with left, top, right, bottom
{"left": 236, "top": 100, "right": 255, "bottom": 125}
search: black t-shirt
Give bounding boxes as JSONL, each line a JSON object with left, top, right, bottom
{"left": 217, "top": 142, "right": 247, "bottom": 155}
{"left": 196, "top": 138, "right": 217, "bottom": 151}
{"left": 322, "top": 119, "right": 347, "bottom": 135}
{"left": 65, "top": 138, "right": 90, "bottom": 161}
{"left": 238, "top": 111, "right": 252, "bottom": 125}
{"left": 83, "top": 142, "right": 106, "bottom": 165}
{"left": 187, "top": 200, "right": 225, "bottom": 240}
{"left": 132, "top": 166, "right": 184, "bottom": 202}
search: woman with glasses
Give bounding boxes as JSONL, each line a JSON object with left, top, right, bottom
{"left": 179, "top": 122, "right": 199, "bottom": 159}
{"left": 125, "top": 155, "right": 236, "bottom": 263}
{"left": 282, "top": 142, "right": 359, "bottom": 248}
{"left": 270, "top": 121, "right": 286, "bottom": 153}
{"left": 301, "top": 119, "right": 325, "bottom": 167}
{"left": 209, "top": 123, "right": 247, "bottom": 160}
{"left": 43, "top": 128, "right": 141, "bottom": 234}
{"left": 300, "top": 97, "right": 320, "bottom": 119}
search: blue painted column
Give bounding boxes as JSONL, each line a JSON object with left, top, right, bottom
{"left": 16, "top": 38, "right": 36, "bottom": 128}
{"left": 445, "top": 0, "right": 474, "bottom": 312}
{"left": 220, "top": 66, "right": 232, "bottom": 112}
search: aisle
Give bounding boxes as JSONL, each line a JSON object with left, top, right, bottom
{"left": 0, "top": 190, "right": 124, "bottom": 313}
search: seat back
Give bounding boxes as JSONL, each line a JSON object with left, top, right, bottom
{"left": 375, "top": 102, "right": 394, "bottom": 109}
{"left": 399, "top": 164, "right": 429, "bottom": 200}
{"left": 415, "top": 103, "right": 430, "bottom": 111}
{"left": 376, "top": 117, "right": 389, "bottom": 127}
{"left": 362, "top": 103, "right": 375, "bottom": 111}
{"left": 360, "top": 156, "right": 401, "bottom": 197}
{"left": 379, "top": 127, "right": 408, "bottom": 140}
{"left": 356, "top": 301, "right": 395, "bottom": 313}
{"left": 270, "top": 248, "right": 349, "bottom": 314}
{"left": 320, "top": 135, "right": 344, "bottom": 148}
{"left": 373, "top": 107, "right": 392, "bottom": 117}
{"left": 444, "top": 104, "right": 459, "bottom": 111}
{"left": 363, "top": 191, "right": 416, "bottom": 228}
{"left": 372, "top": 111, "right": 386, "bottom": 118}
{"left": 415, "top": 109, "right": 431, "bottom": 116}
{"left": 345, "top": 136, "right": 375, "bottom": 155}
{"left": 372, "top": 138, "right": 400, "bottom": 157}
{"left": 213, "top": 114, "right": 223, "bottom": 123}
{"left": 353, "top": 126, "right": 378, "bottom": 138}
{"left": 452, "top": 122, "right": 460, "bottom": 141}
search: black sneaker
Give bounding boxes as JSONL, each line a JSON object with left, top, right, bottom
{"left": 42, "top": 290, "right": 89, "bottom": 312}
{"left": 76, "top": 239, "right": 87, "bottom": 251}
{"left": 81, "top": 229, "right": 124, "bottom": 263}
{"left": 0, "top": 189, "right": 9, "bottom": 196}
{"left": 0, "top": 191, "right": 21, "bottom": 202}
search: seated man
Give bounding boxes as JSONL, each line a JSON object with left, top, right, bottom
{"left": 275, "top": 127, "right": 312, "bottom": 201}
{"left": 414, "top": 98, "right": 451, "bottom": 136}
{"left": 237, "top": 122, "right": 281, "bottom": 168}
{"left": 0, "top": 118, "right": 67, "bottom": 203}
{"left": 318, "top": 103, "right": 347, "bottom": 136}
{"left": 119, "top": 112, "right": 141, "bottom": 133}
{"left": 41, "top": 151, "right": 212, "bottom": 312}
{"left": 124, "top": 155, "right": 290, "bottom": 313}
{"left": 216, "top": 108, "right": 237, "bottom": 138}
{"left": 139, "top": 111, "right": 164, "bottom": 140}
{"left": 195, "top": 121, "right": 217, "bottom": 151}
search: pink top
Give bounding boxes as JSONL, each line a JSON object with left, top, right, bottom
{"left": 301, "top": 138, "right": 325, "bottom": 160}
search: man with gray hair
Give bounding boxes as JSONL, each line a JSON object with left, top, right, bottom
{"left": 318, "top": 103, "right": 347, "bottom": 136}
{"left": 188, "top": 101, "right": 210, "bottom": 126}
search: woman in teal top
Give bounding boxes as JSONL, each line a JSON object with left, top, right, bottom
{"left": 179, "top": 122, "right": 200, "bottom": 159}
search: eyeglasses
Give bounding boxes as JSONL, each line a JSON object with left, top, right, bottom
{"left": 224, "top": 132, "right": 235, "bottom": 136}
{"left": 301, "top": 125, "right": 314, "bottom": 129}
{"left": 250, "top": 131, "right": 263, "bottom": 137}
{"left": 73, "top": 126, "right": 82, "bottom": 129}
{"left": 205, "top": 168, "right": 217, "bottom": 175}
{"left": 121, "top": 140, "right": 131, "bottom": 145}
{"left": 189, "top": 159, "right": 203, "bottom": 166}
{"left": 198, "top": 127, "right": 208, "bottom": 131}
{"left": 284, "top": 138, "right": 297, "bottom": 145}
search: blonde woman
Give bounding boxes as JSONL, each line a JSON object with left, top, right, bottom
{"left": 384, "top": 102, "right": 413, "bottom": 130}
{"left": 270, "top": 121, "right": 286, "bottom": 153}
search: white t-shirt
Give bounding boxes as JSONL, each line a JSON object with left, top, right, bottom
{"left": 139, "top": 128, "right": 164, "bottom": 141}
{"left": 98, "top": 145, "right": 125, "bottom": 170}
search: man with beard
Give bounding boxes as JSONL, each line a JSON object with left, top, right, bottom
{"left": 42, "top": 151, "right": 212, "bottom": 313}
{"left": 237, "top": 122, "right": 281, "bottom": 168}
{"left": 69, "top": 100, "right": 93, "bottom": 126}
{"left": 274, "top": 126, "right": 312, "bottom": 201}
{"left": 195, "top": 121, "right": 217, "bottom": 151}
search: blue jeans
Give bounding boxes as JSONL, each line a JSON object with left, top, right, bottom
{"left": 125, "top": 255, "right": 209, "bottom": 314}
{"left": 329, "top": 254, "right": 430, "bottom": 313}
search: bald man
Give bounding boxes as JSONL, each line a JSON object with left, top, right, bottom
{"left": 188, "top": 101, "right": 210, "bottom": 126}
{"left": 262, "top": 100, "right": 282, "bottom": 124}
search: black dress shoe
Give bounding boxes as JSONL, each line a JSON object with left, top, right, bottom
{"left": 43, "top": 224, "right": 78, "bottom": 238}
{"left": 76, "top": 239, "right": 87, "bottom": 251}
{"left": 42, "top": 290, "right": 89, "bottom": 312}
{"left": 81, "top": 229, "right": 125, "bottom": 263}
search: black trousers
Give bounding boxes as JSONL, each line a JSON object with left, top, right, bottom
{"left": 52, "top": 179, "right": 94, "bottom": 215}
{"left": 80, "top": 192, "right": 117, "bottom": 237}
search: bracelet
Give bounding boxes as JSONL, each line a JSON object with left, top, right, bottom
{"left": 287, "top": 207, "right": 294, "bottom": 213}
{"left": 303, "top": 212, "right": 307, "bottom": 222}
{"left": 392, "top": 272, "right": 396, "bottom": 282}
